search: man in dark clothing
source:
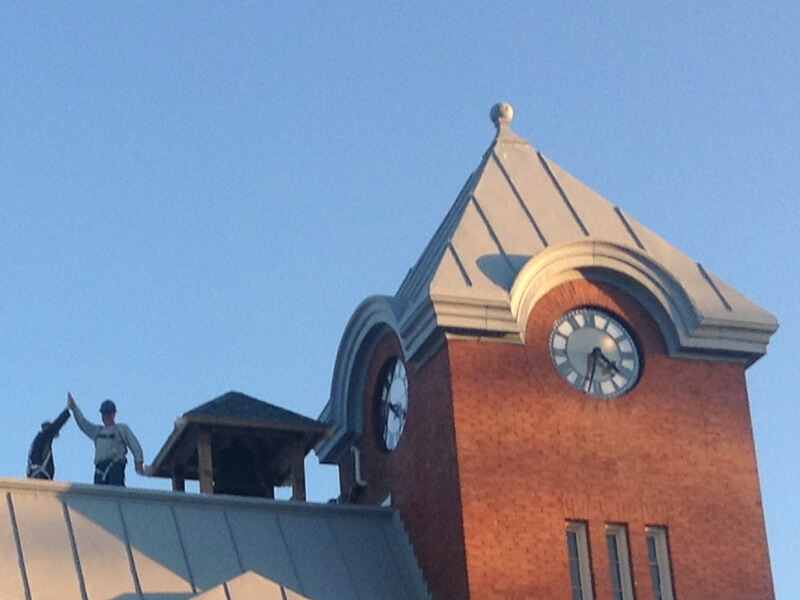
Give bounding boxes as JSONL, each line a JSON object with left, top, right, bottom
{"left": 27, "top": 402, "right": 71, "bottom": 480}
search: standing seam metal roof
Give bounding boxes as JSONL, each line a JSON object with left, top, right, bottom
{"left": 0, "top": 478, "right": 431, "bottom": 600}
{"left": 394, "top": 106, "right": 777, "bottom": 359}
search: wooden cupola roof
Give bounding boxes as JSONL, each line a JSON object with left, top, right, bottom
{"left": 150, "top": 391, "right": 330, "bottom": 500}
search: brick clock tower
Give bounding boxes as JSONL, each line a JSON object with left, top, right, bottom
{"left": 316, "top": 103, "right": 778, "bottom": 600}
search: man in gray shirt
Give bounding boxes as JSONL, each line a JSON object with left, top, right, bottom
{"left": 68, "top": 392, "right": 144, "bottom": 486}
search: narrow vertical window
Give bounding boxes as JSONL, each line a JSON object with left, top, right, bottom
{"left": 606, "top": 524, "right": 634, "bottom": 600}
{"left": 566, "top": 521, "right": 594, "bottom": 600}
{"left": 646, "top": 526, "right": 675, "bottom": 600}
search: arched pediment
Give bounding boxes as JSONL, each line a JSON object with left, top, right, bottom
{"left": 510, "top": 240, "right": 776, "bottom": 362}
{"left": 510, "top": 241, "right": 693, "bottom": 356}
{"left": 316, "top": 295, "right": 406, "bottom": 463}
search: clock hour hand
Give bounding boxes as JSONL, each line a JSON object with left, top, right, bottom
{"left": 388, "top": 402, "right": 406, "bottom": 420}
{"left": 595, "top": 351, "right": 619, "bottom": 376}
{"left": 584, "top": 347, "right": 600, "bottom": 393}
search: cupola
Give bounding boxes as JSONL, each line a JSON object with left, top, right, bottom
{"left": 149, "top": 391, "right": 329, "bottom": 500}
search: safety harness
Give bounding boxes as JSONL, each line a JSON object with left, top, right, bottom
{"left": 93, "top": 425, "right": 127, "bottom": 483}
{"left": 27, "top": 446, "right": 52, "bottom": 480}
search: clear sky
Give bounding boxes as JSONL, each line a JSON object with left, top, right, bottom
{"left": 1, "top": 2, "right": 798, "bottom": 596}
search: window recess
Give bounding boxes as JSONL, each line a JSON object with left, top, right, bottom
{"left": 645, "top": 525, "right": 675, "bottom": 600}
{"left": 606, "top": 523, "right": 634, "bottom": 600}
{"left": 566, "top": 520, "right": 594, "bottom": 600}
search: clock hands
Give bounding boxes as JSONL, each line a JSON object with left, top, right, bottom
{"left": 596, "top": 350, "right": 619, "bottom": 376}
{"left": 583, "top": 347, "right": 619, "bottom": 394}
{"left": 387, "top": 401, "right": 407, "bottom": 420}
{"left": 550, "top": 308, "right": 640, "bottom": 399}
{"left": 584, "top": 348, "right": 599, "bottom": 393}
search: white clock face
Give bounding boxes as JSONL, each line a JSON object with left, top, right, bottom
{"left": 378, "top": 358, "right": 409, "bottom": 451}
{"left": 549, "top": 307, "right": 641, "bottom": 399}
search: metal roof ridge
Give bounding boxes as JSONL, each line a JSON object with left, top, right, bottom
{"left": 0, "top": 476, "right": 394, "bottom": 516}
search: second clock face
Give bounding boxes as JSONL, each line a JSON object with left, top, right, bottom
{"left": 377, "top": 358, "right": 409, "bottom": 451}
{"left": 549, "top": 307, "right": 641, "bottom": 399}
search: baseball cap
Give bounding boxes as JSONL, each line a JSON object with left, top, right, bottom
{"left": 99, "top": 399, "right": 117, "bottom": 414}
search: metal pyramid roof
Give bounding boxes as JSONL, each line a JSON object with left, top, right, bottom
{"left": 394, "top": 102, "right": 777, "bottom": 361}
{"left": 317, "top": 102, "right": 778, "bottom": 462}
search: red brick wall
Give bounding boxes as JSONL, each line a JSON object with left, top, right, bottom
{"left": 339, "top": 330, "right": 471, "bottom": 600}
{"left": 340, "top": 278, "right": 774, "bottom": 600}
{"left": 449, "top": 279, "right": 774, "bottom": 600}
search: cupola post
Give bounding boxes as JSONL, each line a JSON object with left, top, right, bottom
{"left": 149, "top": 391, "right": 329, "bottom": 500}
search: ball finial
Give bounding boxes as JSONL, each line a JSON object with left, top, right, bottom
{"left": 490, "top": 102, "right": 514, "bottom": 127}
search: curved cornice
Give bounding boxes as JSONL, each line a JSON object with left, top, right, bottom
{"left": 397, "top": 240, "right": 776, "bottom": 366}
{"left": 509, "top": 240, "right": 776, "bottom": 362}
{"left": 509, "top": 241, "right": 691, "bottom": 351}
{"left": 316, "top": 295, "right": 406, "bottom": 463}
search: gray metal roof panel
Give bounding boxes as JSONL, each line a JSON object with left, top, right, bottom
{"left": 174, "top": 504, "right": 242, "bottom": 591}
{"left": 195, "top": 571, "right": 304, "bottom": 599}
{"left": 0, "top": 497, "right": 26, "bottom": 600}
{"left": 67, "top": 495, "right": 141, "bottom": 600}
{"left": 279, "top": 511, "right": 361, "bottom": 600}
{"left": 0, "top": 477, "right": 431, "bottom": 600}
{"left": 119, "top": 499, "right": 195, "bottom": 594}
{"left": 226, "top": 508, "right": 302, "bottom": 591}
{"left": 329, "top": 512, "right": 417, "bottom": 600}
{"left": 15, "top": 491, "right": 84, "bottom": 599}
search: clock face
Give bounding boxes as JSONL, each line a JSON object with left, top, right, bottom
{"left": 377, "top": 358, "right": 409, "bottom": 451}
{"left": 549, "top": 307, "right": 641, "bottom": 399}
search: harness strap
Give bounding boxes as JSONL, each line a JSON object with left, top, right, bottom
{"left": 95, "top": 459, "right": 125, "bottom": 482}
{"left": 27, "top": 448, "right": 53, "bottom": 479}
{"left": 28, "top": 465, "right": 52, "bottom": 479}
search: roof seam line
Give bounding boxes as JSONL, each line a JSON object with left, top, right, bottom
{"left": 491, "top": 152, "right": 548, "bottom": 247}
{"left": 697, "top": 264, "right": 733, "bottom": 311}
{"left": 63, "top": 502, "right": 89, "bottom": 600}
{"left": 537, "top": 152, "right": 590, "bottom": 236}
{"left": 171, "top": 504, "right": 198, "bottom": 595}
{"left": 447, "top": 242, "right": 473, "bottom": 287}
{"left": 613, "top": 207, "right": 646, "bottom": 250}
{"left": 6, "top": 493, "right": 32, "bottom": 600}
{"left": 326, "top": 515, "right": 364, "bottom": 600}
{"left": 274, "top": 508, "right": 307, "bottom": 596}
{"left": 470, "top": 195, "right": 515, "bottom": 273}
{"left": 116, "top": 500, "right": 144, "bottom": 597}
{"left": 397, "top": 170, "right": 479, "bottom": 299}
{"left": 223, "top": 509, "right": 245, "bottom": 573}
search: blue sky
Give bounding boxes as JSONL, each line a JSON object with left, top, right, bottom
{"left": 1, "top": 3, "right": 798, "bottom": 596}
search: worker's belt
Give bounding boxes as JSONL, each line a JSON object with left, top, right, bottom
{"left": 95, "top": 458, "right": 125, "bottom": 481}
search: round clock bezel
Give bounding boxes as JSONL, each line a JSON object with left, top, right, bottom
{"left": 376, "top": 357, "right": 409, "bottom": 451}
{"left": 549, "top": 306, "right": 642, "bottom": 399}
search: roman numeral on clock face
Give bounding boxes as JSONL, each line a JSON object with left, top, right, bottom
{"left": 548, "top": 308, "right": 641, "bottom": 399}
